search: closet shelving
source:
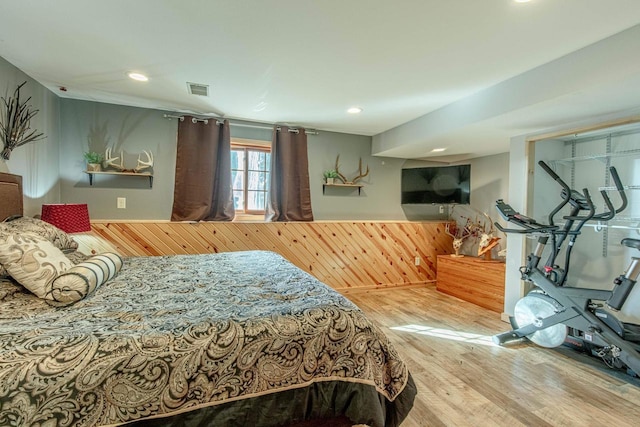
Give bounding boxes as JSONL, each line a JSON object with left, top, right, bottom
{"left": 543, "top": 124, "right": 640, "bottom": 252}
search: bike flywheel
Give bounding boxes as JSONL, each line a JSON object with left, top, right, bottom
{"left": 514, "top": 293, "right": 568, "bottom": 348}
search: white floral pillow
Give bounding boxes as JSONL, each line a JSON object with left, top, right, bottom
{"left": 0, "top": 216, "right": 79, "bottom": 252}
{"left": 0, "top": 217, "right": 79, "bottom": 278}
{"left": 0, "top": 233, "right": 73, "bottom": 300}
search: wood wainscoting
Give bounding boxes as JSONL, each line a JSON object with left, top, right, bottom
{"left": 79, "top": 221, "right": 453, "bottom": 292}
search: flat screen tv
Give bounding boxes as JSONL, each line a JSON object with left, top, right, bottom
{"left": 401, "top": 165, "right": 470, "bottom": 204}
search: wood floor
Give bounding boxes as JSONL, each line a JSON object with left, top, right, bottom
{"left": 347, "top": 286, "right": 640, "bottom": 427}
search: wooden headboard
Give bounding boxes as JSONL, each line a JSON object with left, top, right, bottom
{"left": 0, "top": 172, "right": 23, "bottom": 221}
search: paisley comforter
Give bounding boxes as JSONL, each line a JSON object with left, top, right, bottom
{"left": 0, "top": 251, "right": 415, "bottom": 427}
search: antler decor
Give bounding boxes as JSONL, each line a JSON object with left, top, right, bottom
{"left": 135, "top": 150, "right": 154, "bottom": 172}
{"left": 444, "top": 219, "right": 476, "bottom": 257}
{"left": 105, "top": 147, "right": 125, "bottom": 171}
{"left": 448, "top": 205, "right": 504, "bottom": 259}
{"left": 477, "top": 212, "right": 501, "bottom": 260}
{"left": 104, "top": 147, "right": 154, "bottom": 173}
{"left": 0, "top": 82, "right": 45, "bottom": 160}
{"left": 334, "top": 155, "right": 370, "bottom": 184}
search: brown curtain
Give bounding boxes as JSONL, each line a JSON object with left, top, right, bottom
{"left": 265, "top": 126, "right": 314, "bottom": 221}
{"left": 171, "top": 117, "right": 235, "bottom": 221}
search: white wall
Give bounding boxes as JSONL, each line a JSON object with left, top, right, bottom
{"left": 0, "top": 50, "right": 515, "bottom": 224}
{"left": 308, "top": 131, "right": 407, "bottom": 220}
{"left": 467, "top": 152, "right": 510, "bottom": 217}
{"left": 503, "top": 135, "right": 530, "bottom": 316}
{"left": 0, "top": 55, "right": 61, "bottom": 216}
{"left": 439, "top": 153, "right": 511, "bottom": 258}
{"left": 57, "top": 98, "right": 513, "bottom": 222}
{"left": 58, "top": 99, "right": 414, "bottom": 220}
{"left": 59, "top": 99, "right": 177, "bottom": 220}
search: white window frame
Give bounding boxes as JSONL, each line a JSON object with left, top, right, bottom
{"left": 231, "top": 139, "right": 271, "bottom": 215}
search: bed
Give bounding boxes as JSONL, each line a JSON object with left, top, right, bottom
{"left": 0, "top": 172, "right": 416, "bottom": 427}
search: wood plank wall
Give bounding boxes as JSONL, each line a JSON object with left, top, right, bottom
{"left": 80, "top": 221, "right": 453, "bottom": 292}
{"left": 436, "top": 255, "right": 506, "bottom": 313}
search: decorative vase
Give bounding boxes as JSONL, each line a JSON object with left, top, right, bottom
{"left": 87, "top": 163, "right": 101, "bottom": 172}
{"left": 327, "top": 177, "right": 335, "bottom": 185}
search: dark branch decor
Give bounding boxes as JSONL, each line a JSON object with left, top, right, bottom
{"left": 0, "top": 82, "right": 45, "bottom": 160}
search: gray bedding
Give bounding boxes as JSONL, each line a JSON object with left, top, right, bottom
{"left": 0, "top": 251, "right": 415, "bottom": 426}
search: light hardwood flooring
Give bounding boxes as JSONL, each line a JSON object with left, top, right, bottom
{"left": 347, "top": 285, "right": 640, "bottom": 427}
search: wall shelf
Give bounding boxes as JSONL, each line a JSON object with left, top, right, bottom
{"left": 598, "top": 184, "right": 640, "bottom": 191}
{"left": 580, "top": 216, "right": 640, "bottom": 233}
{"left": 322, "top": 183, "right": 364, "bottom": 195}
{"left": 548, "top": 148, "right": 640, "bottom": 166}
{"left": 84, "top": 171, "right": 153, "bottom": 188}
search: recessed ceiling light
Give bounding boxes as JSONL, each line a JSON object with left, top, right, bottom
{"left": 514, "top": 0, "right": 531, "bottom": 3}
{"left": 128, "top": 72, "right": 148, "bottom": 82}
{"left": 347, "top": 107, "right": 363, "bottom": 114}
{"left": 431, "top": 148, "right": 446, "bottom": 152}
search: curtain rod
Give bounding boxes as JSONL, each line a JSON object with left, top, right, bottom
{"left": 162, "top": 114, "right": 318, "bottom": 135}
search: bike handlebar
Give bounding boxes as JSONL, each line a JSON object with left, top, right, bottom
{"left": 538, "top": 161, "right": 571, "bottom": 226}
{"left": 562, "top": 188, "right": 595, "bottom": 221}
{"left": 538, "top": 160, "right": 565, "bottom": 186}
{"left": 538, "top": 161, "right": 626, "bottom": 225}
{"left": 609, "top": 167, "right": 628, "bottom": 214}
{"left": 496, "top": 161, "right": 627, "bottom": 236}
{"left": 592, "top": 190, "right": 615, "bottom": 221}
{"left": 494, "top": 221, "right": 559, "bottom": 234}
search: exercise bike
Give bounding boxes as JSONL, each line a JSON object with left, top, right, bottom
{"left": 492, "top": 160, "right": 640, "bottom": 377}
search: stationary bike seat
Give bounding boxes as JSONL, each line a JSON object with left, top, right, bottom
{"left": 621, "top": 238, "right": 640, "bottom": 250}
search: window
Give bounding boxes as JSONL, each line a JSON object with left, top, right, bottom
{"left": 231, "top": 142, "right": 271, "bottom": 214}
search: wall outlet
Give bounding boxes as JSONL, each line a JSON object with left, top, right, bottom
{"left": 414, "top": 256, "right": 421, "bottom": 266}
{"left": 117, "top": 197, "right": 126, "bottom": 209}
{"left": 439, "top": 205, "right": 445, "bottom": 214}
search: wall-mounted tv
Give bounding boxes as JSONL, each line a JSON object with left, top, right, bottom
{"left": 401, "top": 165, "right": 471, "bottom": 204}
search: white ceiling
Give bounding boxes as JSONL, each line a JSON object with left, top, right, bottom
{"left": 1, "top": 0, "right": 640, "bottom": 160}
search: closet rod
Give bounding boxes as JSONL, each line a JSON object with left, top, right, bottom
{"left": 162, "top": 114, "right": 318, "bottom": 135}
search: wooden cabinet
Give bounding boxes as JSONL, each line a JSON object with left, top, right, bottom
{"left": 436, "top": 255, "right": 505, "bottom": 313}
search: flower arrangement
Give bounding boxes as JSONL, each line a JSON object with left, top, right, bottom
{"left": 323, "top": 169, "right": 339, "bottom": 184}
{"left": 0, "top": 82, "right": 45, "bottom": 160}
{"left": 83, "top": 151, "right": 104, "bottom": 164}
{"left": 84, "top": 151, "right": 104, "bottom": 171}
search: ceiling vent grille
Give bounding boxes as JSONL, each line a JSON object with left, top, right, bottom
{"left": 187, "top": 82, "right": 209, "bottom": 97}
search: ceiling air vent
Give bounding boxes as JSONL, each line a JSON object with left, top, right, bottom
{"left": 187, "top": 82, "right": 209, "bottom": 97}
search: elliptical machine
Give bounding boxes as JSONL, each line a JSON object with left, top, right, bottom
{"left": 493, "top": 160, "right": 640, "bottom": 376}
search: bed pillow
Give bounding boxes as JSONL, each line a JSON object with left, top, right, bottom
{"left": 65, "top": 250, "right": 91, "bottom": 264}
{"left": 0, "top": 233, "right": 73, "bottom": 299}
{"left": 48, "top": 253, "right": 123, "bottom": 306}
{"left": 1, "top": 248, "right": 88, "bottom": 280}
{"left": 0, "top": 216, "right": 79, "bottom": 253}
